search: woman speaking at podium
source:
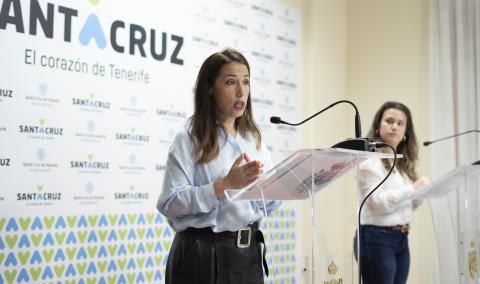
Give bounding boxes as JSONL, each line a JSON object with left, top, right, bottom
{"left": 157, "top": 49, "right": 280, "bottom": 284}
{"left": 356, "top": 101, "right": 431, "bottom": 284}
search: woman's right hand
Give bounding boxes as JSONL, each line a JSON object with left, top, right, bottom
{"left": 214, "top": 153, "right": 263, "bottom": 197}
{"left": 413, "top": 176, "right": 432, "bottom": 190}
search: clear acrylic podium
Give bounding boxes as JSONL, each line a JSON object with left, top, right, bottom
{"left": 410, "top": 164, "right": 480, "bottom": 284}
{"left": 225, "top": 148, "right": 398, "bottom": 283}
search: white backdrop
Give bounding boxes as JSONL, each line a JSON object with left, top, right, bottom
{"left": 0, "top": 0, "right": 302, "bottom": 283}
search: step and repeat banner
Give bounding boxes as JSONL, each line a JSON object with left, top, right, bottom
{"left": 0, "top": 0, "right": 301, "bottom": 283}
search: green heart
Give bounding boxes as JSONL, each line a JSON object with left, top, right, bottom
{"left": 127, "top": 272, "right": 136, "bottom": 284}
{"left": 87, "top": 277, "right": 97, "bottom": 284}
{"left": 76, "top": 262, "right": 87, "bottom": 275}
{"left": 118, "top": 229, "right": 127, "bottom": 241}
{"left": 87, "top": 215, "right": 98, "bottom": 227}
{"left": 42, "top": 249, "right": 54, "bottom": 262}
{"left": 30, "top": 233, "right": 43, "bottom": 247}
{"left": 163, "top": 240, "right": 172, "bottom": 251}
{"left": 29, "top": 267, "right": 42, "bottom": 281}
{"left": 19, "top": 217, "right": 31, "bottom": 230}
{"left": 136, "top": 257, "right": 145, "bottom": 268}
{"left": 87, "top": 246, "right": 98, "bottom": 258}
{"left": 0, "top": 253, "right": 5, "bottom": 265}
{"left": 145, "top": 242, "right": 154, "bottom": 253}
{"left": 97, "top": 260, "right": 107, "bottom": 273}
{"left": 107, "top": 214, "right": 118, "bottom": 226}
{"left": 107, "top": 244, "right": 117, "bottom": 256}
{"left": 66, "top": 247, "right": 77, "bottom": 260}
{"left": 18, "top": 251, "right": 30, "bottom": 265}
{"left": 107, "top": 275, "right": 117, "bottom": 284}
{"left": 127, "top": 214, "right": 137, "bottom": 225}
{"left": 65, "top": 280, "right": 76, "bottom": 284}
{"left": 145, "top": 270, "right": 154, "bottom": 282}
{"left": 76, "top": 231, "right": 88, "bottom": 243}
{"left": 154, "top": 255, "right": 162, "bottom": 266}
{"left": 154, "top": 227, "right": 163, "bottom": 237}
{"left": 137, "top": 228, "right": 146, "bottom": 239}
{"left": 54, "top": 264, "right": 65, "bottom": 277}
{"left": 98, "top": 230, "right": 108, "bottom": 242}
{"left": 66, "top": 216, "right": 78, "bottom": 228}
{"left": 117, "top": 259, "right": 127, "bottom": 271}
{"left": 146, "top": 213, "right": 155, "bottom": 224}
{"left": 43, "top": 216, "right": 55, "bottom": 229}
{"left": 4, "top": 269, "right": 18, "bottom": 284}
{"left": 89, "top": 0, "right": 100, "bottom": 6}
{"left": 0, "top": 218, "right": 6, "bottom": 231}
{"left": 127, "top": 243, "right": 136, "bottom": 254}
{"left": 54, "top": 232, "right": 66, "bottom": 245}
{"left": 5, "top": 235, "right": 18, "bottom": 249}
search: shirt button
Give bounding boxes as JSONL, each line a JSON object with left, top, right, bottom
{"left": 211, "top": 203, "right": 217, "bottom": 209}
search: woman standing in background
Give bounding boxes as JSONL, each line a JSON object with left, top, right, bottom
{"left": 356, "top": 101, "right": 431, "bottom": 284}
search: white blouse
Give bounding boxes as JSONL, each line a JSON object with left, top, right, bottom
{"left": 357, "top": 158, "right": 421, "bottom": 226}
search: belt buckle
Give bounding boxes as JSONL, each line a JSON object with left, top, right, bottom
{"left": 237, "top": 227, "right": 251, "bottom": 248}
{"left": 400, "top": 225, "right": 409, "bottom": 234}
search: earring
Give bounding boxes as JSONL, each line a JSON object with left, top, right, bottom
{"left": 375, "top": 129, "right": 379, "bottom": 136}
{"left": 403, "top": 136, "right": 407, "bottom": 141}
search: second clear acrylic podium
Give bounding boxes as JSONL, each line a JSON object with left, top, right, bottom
{"left": 225, "top": 148, "right": 398, "bottom": 284}
{"left": 410, "top": 164, "right": 480, "bottom": 284}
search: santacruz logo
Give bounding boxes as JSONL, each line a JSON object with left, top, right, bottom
{"left": 0, "top": 0, "right": 184, "bottom": 65}
{"left": 277, "top": 79, "right": 297, "bottom": 89}
{"left": 0, "top": 158, "right": 11, "bottom": 166}
{"left": 251, "top": 4, "right": 273, "bottom": 16}
{"left": 114, "top": 186, "right": 149, "bottom": 200}
{"left": 156, "top": 108, "right": 187, "bottom": 119}
{"left": 252, "top": 97, "right": 273, "bottom": 106}
{"left": 72, "top": 93, "right": 111, "bottom": 110}
{"left": 19, "top": 118, "right": 63, "bottom": 136}
{"left": 70, "top": 153, "right": 109, "bottom": 169}
{"left": 115, "top": 128, "right": 150, "bottom": 143}
{"left": 224, "top": 19, "right": 247, "bottom": 31}
{"left": 17, "top": 184, "right": 62, "bottom": 201}
{"left": 251, "top": 50, "right": 273, "bottom": 61}
{"left": 192, "top": 35, "right": 219, "bottom": 48}
{"left": 277, "top": 34, "right": 297, "bottom": 46}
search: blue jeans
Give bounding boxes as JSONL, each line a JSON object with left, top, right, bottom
{"left": 354, "top": 225, "right": 410, "bottom": 284}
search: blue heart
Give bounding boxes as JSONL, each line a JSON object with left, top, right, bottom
{"left": 30, "top": 251, "right": 42, "bottom": 264}
{"left": 66, "top": 264, "right": 76, "bottom": 277}
{"left": 79, "top": 14, "right": 106, "bottom": 49}
{"left": 18, "top": 234, "right": 30, "bottom": 248}
{"left": 6, "top": 218, "right": 18, "bottom": 232}
{"left": 17, "top": 268, "right": 30, "bottom": 282}
{"left": 41, "top": 266, "right": 54, "bottom": 280}
{"left": 55, "top": 217, "right": 66, "bottom": 229}
{"left": 31, "top": 217, "right": 43, "bottom": 230}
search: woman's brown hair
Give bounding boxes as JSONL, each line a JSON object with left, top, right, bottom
{"left": 367, "top": 101, "right": 419, "bottom": 181}
{"left": 189, "top": 48, "right": 262, "bottom": 164}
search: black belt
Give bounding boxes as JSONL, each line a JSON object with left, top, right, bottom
{"left": 361, "top": 224, "right": 410, "bottom": 234}
{"left": 184, "top": 222, "right": 269, "bottom": 276}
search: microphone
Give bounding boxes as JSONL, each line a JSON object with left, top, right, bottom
{"left": 424, "top": 130, "right": 480, "bottom": 165}
{"left": 423, "top": 130, "right": 480, "bottom": 146}
{"left": 270, "top": 100, "right": 372, "bottom": 151}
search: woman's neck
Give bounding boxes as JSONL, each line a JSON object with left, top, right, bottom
{"left": 220, "top": 119, "right": 237, "bottom": 138}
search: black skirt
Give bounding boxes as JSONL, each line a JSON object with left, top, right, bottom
{"left": 165, "top": 223, "right": 268, "bottom": 284}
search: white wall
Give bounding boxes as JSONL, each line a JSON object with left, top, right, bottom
{"left": 280, "top": 0, "right": 434, "bottom": 283}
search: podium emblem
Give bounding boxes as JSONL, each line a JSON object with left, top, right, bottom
{"left": 469, "top": 240, "right": 477, "bottom": 279}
